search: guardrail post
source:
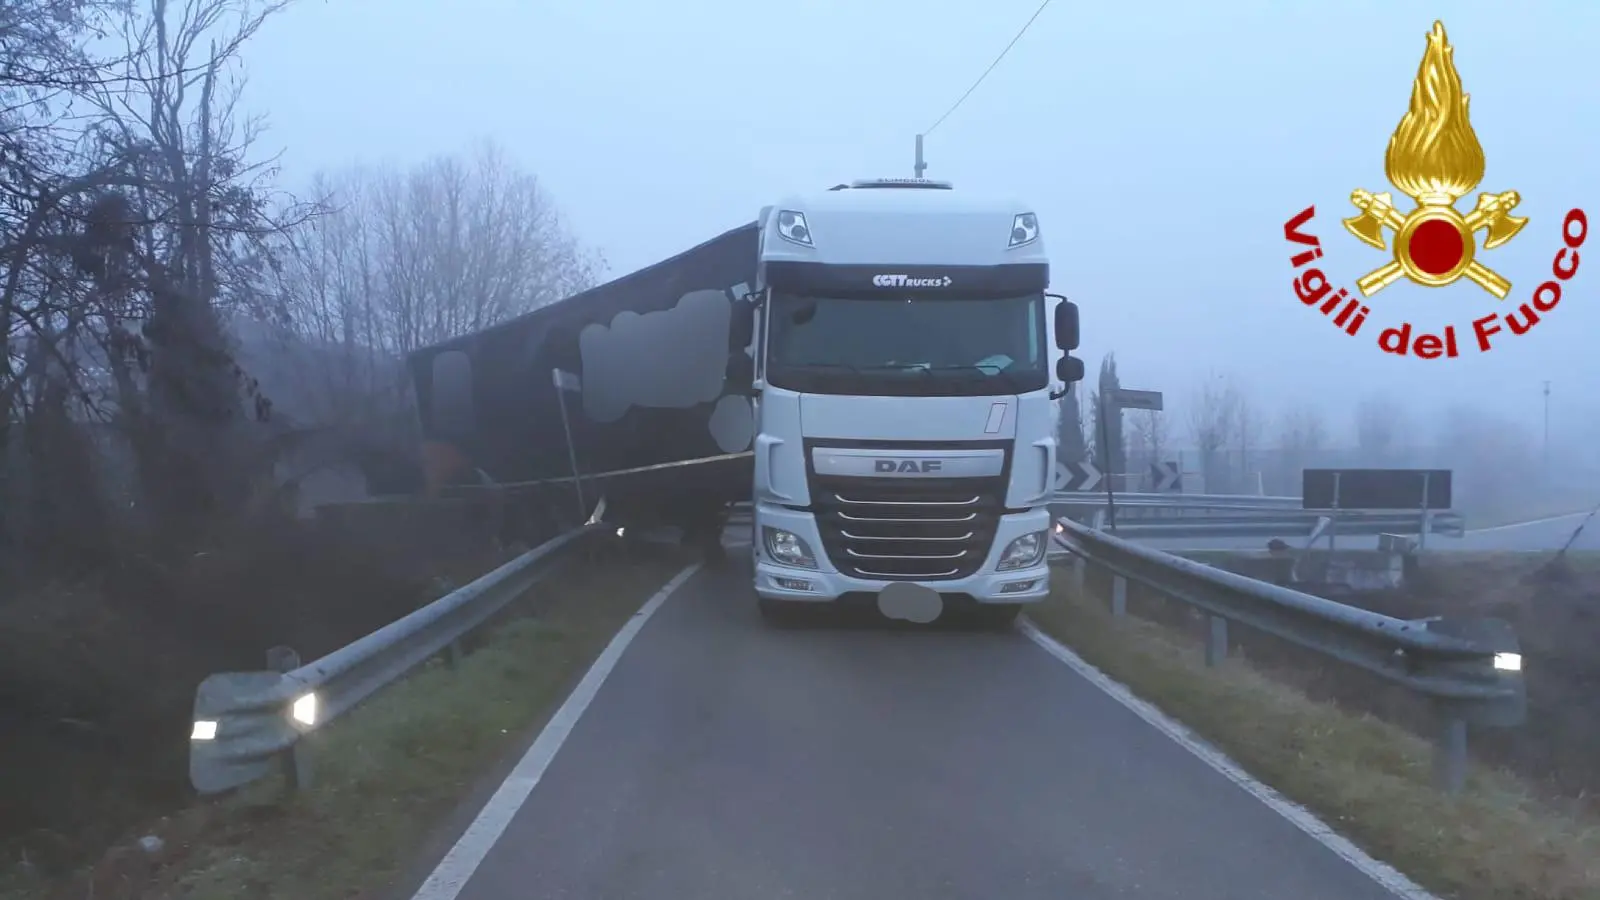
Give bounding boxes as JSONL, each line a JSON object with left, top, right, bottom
{"left": 1433, "top": 714, "right": 1468, "bottom": 794}
{"left": 265, "top": 645, "right": 311, "bottom": 792}
{"left": 1071, "top": 556, "right": 1086, "bottom": 594}
{"left": 1205, "top": 616, "right": 1228, "bottom": 667}
{"left": 444, "top": 639, "right": 463, "bottom": 668}
{"left": 1110, "top": 575, "right": 1127, "bottom": 618}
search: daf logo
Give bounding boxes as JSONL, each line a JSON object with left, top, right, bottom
{"left": 876, "top": 459, "right": 942, "bottom": 473}
{"left": 872, "top": 274, "right": 954, "bottom": 288}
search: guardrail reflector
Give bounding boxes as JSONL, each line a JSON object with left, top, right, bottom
{"left": 292, "top": 693, "right": 319, "bottom": 727}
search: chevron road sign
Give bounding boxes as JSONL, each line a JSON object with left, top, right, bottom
{"left": 1151, "top": 461, "right": 1182, "bottom": 492}
{"left": 1054, "top": 460, "right": 1103, "bottom": 492}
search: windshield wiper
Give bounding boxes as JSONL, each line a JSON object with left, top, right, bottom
{"left": 786, "top": 362, "right": 867, "bottom": 374}
{"left": 925, "top": 365, "right": 1028, "bottom": 391}
{"left": 786, "top": 362, "right": 924, "bottom": 374}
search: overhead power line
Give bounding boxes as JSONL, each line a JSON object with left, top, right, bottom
{"left": 922, "top": 0, "right": 1055, "bottom": 138}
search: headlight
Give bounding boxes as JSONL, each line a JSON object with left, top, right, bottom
{"left": 1008, "top": 213, "right": 1039, "bottom": 248}
{"left": 763, "top": 526, "right": 817, "bottom": 569}
{"left": 997, "top": 532, "right": 1046, "bottom": 570}
{"left": 776, "top": 210, "right": 813, "bottom": 247}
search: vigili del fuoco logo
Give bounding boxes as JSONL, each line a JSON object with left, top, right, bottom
{"left": 1282, "top": 20, "right": 1587, "bottom": 359}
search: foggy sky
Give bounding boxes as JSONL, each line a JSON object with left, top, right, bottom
{"left": 237, "top": 0, "right": 1599, "bottom": 446}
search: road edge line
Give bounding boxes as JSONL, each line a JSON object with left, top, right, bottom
{"left": 1017, "top": 616, "right": 1438, "bottom": 900}
{"left": 408, "top": 562, "right": 703, "bottom": 900}
{"left": 1466, "top": 511, "right": 1588, "bottom": 534}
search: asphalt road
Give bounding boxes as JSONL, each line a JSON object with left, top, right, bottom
{"left": 424, "top": 561, "right": 1405, "bottom": 900}
{"left": 1133, "top": 511, "right": 1596, "bottom": 554}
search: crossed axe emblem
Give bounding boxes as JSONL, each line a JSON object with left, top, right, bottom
{"left": 1342, "top": 189, "right": 1527, "bottom": 299}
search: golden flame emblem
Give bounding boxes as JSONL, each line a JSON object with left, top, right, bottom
{"left": 1342, "top": 21, "right": 1527, "bottom": 299}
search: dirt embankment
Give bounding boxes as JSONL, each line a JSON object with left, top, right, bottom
{"left": 0, "top": 506, "right": 518, "bottom": 877}
{"left": 1088, "top": 551, "right": 1600, "bottom": 802}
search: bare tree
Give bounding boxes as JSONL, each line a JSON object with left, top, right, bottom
{"left": 1188, "top": 370, "right": 1240, "bottom": 492}
{"left": 1434, "top": 405, "right": 1537, "bottom": 513}
{"left": 1127, "top": 409, "right": 1169, "bottom": 485}
{"left": 1275, "top": 403, "right": 1328, "bottom": 494}
{"left": 1, "top": 0, "right": 305, "bottom": 554}
{"left": 1234, "top": 391, "right": 1265, "bottom": 494}
{"left": 260, "top": 142, "right": 602, "bottom": 449}
{"left": 299, "top": 141, "right": 604, "bottom": 357}
{"left": 1355, "top": 394, "right": 1404, "bottom": 465}
{"left": 67, "top": 0, "right": 304, "bottom": 540}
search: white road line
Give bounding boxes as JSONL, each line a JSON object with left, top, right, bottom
{"left": 1017, "top": 618, "right": 1438, "bottom": 900}
{"left": 1466, "top": 511, "right": 1588, "bottom": 535}
{"left": 409, "top": 563, "right": 703, "bottom": 900}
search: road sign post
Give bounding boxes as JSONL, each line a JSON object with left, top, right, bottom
{"left": 1100, "top": 388, "right": 1164, "bottom": 532}
{"left": 551, "top": 368, "right": 587, "bottom": 524}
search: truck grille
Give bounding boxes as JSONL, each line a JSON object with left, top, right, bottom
{"left": 811, "top": 477, "right": 1004, "bottom": 580}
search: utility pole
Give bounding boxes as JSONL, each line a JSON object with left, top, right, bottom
{"left": 1543, "top": 380, "right": 1552, "bottom": 474}
{"left": 914, "top": 134, "right": 927, "bottom": 178}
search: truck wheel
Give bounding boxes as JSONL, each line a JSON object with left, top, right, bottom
{"left": 974, "top": 603, "right": 1021, "bottom": 629}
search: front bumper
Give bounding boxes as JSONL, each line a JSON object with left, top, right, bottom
{"left": 752, "top": 505, "right": 1051, "bottom": 603}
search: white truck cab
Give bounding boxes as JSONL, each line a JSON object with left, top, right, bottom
{"left": 727, "top": 178, "right": 1085, "bottom": 624}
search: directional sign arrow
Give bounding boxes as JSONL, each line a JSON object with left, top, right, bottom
{"left": 1060, "top": 459, "right": 1101, "bottom": 492}
{"left": 1151, "top": 461, "right": 1181, "bottom": 492}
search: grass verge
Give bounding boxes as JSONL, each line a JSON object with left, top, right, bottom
{"left": 5, "top": 543, "right": 690, "bottom": 900}
{"left": 1026, "top": 581, "right": 1600, "bottom": 900}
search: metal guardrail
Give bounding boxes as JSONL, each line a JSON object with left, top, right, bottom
{"left": 1049, "top": 517, "right": 1524, "bottom": 793}
{"left": 1049, "top": 491, "right": 1464, "bottom": 545}
{"left": 1064, "top": 511, "right": 1465, "bottom": 542}
{"left": 188, "top": 525, "right": 600, "bottom": 795}
{"left": 1052, "top": 491, "right": 1305, "bottom": 509}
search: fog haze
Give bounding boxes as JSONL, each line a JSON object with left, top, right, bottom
{"left": 239, "top": 0, "right": 1597, "bottom": 441}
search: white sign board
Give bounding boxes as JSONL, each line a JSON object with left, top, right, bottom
{"left": 1112, "top": 388, "right": 1163, "bottom": 411}
{"left": 551, "top": 368, "right": 582, "bottom": 392}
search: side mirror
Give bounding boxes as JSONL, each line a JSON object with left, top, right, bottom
{"left": 1053, "top": 298, "right": 1080, "bottom": 352}
{"left": 1056, "top": 355, "right": 1085, "bottom": 384}
{"left": 729, "top": 302, "right": 755, "bottom": 351}
{"left": 725, "top": 352, "right": 755, "bottom": 389}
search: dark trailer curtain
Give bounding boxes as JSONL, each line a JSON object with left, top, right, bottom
{"left": 407, "top": 222, "right": 759, "bottom": 490}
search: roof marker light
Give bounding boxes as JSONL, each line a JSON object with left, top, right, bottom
{"left": 776, "top": 210, "right": 812, "bottom": 247}
{"left": 1010, "top": 213, "right": 1040, "bottom": 248}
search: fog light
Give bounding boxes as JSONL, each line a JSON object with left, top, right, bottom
{"left": 191, "top": 720, "right": 218, "bottom": 741}
{"left": 999, "top": 580, "right": 1038, "bottom": 593}
{"left": 775, "top": 577, "right": 814, "bottom": 592}
{"left": 1493, "top": 652, "right": 1522, "bottom": 672}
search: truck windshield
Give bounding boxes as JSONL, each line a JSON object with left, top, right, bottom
{"left": 765, "top": 292, "right": 1048, "bottom": 397}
